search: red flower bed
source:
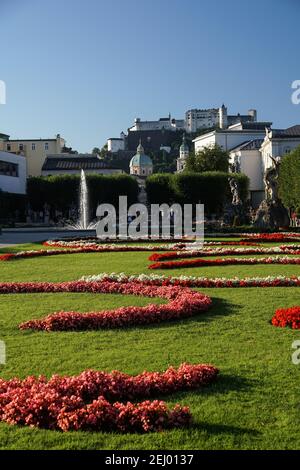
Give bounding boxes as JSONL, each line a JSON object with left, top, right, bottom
{"left": 0, "top": 363, "right": 218, "bottom": 432}
{"left": 272, "top": 306, "right": 300, "bottom": 329}
{"left": 148, "top": 256, "right": 300, "bottom": 270}
{"left": 241, "top": 233, "right": 300, "bottom": 243}
{"left": 148, "top": 247, "right": 300, "bottom": 262}
{"left": 0, "top": 280, "right": 211, "bottom": 331}
{"left": 0, "top": 254, "right": 15, "bottom": 261}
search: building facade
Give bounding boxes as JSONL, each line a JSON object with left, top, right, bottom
{"left": 260, "top": 125, "right": 300, "bottom": 173}
{"left": 127, "top": 106, "right": 257, "bottom": 135}
{"left": 107, "top": 132, "right": 126, "bottom": 153}
{"left": 193, "top": 122, "right": 271, "bottom": 154}
{"left": 0, "top": 151, "right": 27, "bottom": 194}
{"left": 229, "top": 140, "right": 264, "bottom": 207}
{"left": 0, "top": 134, "right": 66, "bottom": 177}
{"left": 129, "top": 114, "right": 185, "bottom": 132}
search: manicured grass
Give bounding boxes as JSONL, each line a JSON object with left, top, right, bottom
{"left": 0, "top": 241, "right": 300, "bottom": 449}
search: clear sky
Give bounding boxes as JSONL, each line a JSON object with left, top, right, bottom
{"left": 0, "top": 0, "right": 299, "bottom": 152}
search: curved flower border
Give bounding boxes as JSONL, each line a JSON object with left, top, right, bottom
{"left": 148, "top": 255, "right": 300, "bottom": 270}
{"left": 0, "top": 280, "right": 212, "bottom": 331}
{"left": 148, "top": 246, "right": 300, "bottom": 262}
{"left": 0, "top": 363, "right": 218, "bottom": 432}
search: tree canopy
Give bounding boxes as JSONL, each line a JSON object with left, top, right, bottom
{"left": 279, "top": 145, "right": 300, "bottom": 211}
{"left": 185, "top": 144, "right": 229, "bottom": 173}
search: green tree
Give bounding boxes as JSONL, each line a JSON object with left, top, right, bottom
{"left": 92, "top": 147, "right": 101, "bottom": 155}
{"left": 279, "top": 145, "right": 300, "bottom": 210}
{"left": 185, "top": 144, "right": 229, "bottom": 173}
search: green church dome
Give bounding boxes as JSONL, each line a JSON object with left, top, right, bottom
{"left": 130, "top": 141, "right": 153, "bottom": 168}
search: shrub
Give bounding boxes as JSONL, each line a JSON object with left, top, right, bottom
{"left": 279, "top": 146, "right": 300, "bottom": 210}
{"left": 0, "top": 191, "right": 27, "bottom": 223}
{"left": 146, "top": 172, "right": 249, "bottom": 215}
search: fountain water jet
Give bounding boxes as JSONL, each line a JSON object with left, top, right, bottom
{"left": 79, "top": 169, "right": 89, "bottom": 229}
{"left": 65, "top": 169, "right": 97, "bottom": 230}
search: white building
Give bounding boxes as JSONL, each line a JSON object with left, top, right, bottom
{"left": 176, "top": 134, "right": 190, "bottom": 172}
{"left": 107, "top": 132, "right": 126, "bottom": 153}
{"left": 193, "top": 121, "right": 272, "bottom": 207}
{"left": 0, "top": 151, "right": 27, "bottom": 194}
{"left": 193, "top": 121, "right": 271, "bottom": 154}
{"left": 185, "top": 106, "right": 224, "bottom": 132}
{"left": 129, "top": 114, "right": 185, "bottom": 132}
{"left": 260, "top": 125, "right": 300, "bottom": 173}
{"left": 129, "top": 141, "right": 153, "bottom": 177}
{"left": 193, "top": 123, "right": 300, "bottom": 207}
{"left": 129, "top": 106, "right": 257, "bottom": 134}
{"left": 229, "top": 140, "right": 264, "bottom": 207}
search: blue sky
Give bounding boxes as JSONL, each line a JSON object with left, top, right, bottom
{"left": 0, "top": 0, "right": 299, "bottom": 152}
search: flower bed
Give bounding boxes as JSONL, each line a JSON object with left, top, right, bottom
{"left": 148, "top": 256, "right": 300, "bottom": 270}
{"left": 0, "top": 363, "right": 218, "bottom": 432}
{"left": 0, "top": 245, "right": 176, "bottom": 262}
{"left": 80, "top": 272, "right": 300, "bottom": 288}
{"left": 241, "top": 233, "right": 300, "bottom": 243}
{"left": 0, "top": 280, "right": 211, "bottom": 331}
{"left": 272, "top": 306, "right": 300, "bottom": 329}
{"left": 46, "top": 239, "right": 260, "bottom": 249}
{"left": 148, "top": 246, "right": 300, "bottom": 262}
{"left": 0, "top": 239, "right": 267, "bottom": 263}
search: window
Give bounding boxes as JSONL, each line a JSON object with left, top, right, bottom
{"left": 32, "top": 143, "right": 36, "bottom": 151}
{"left": 45, "top": 142, "right": 49, "bottom": 151}
{"left": 0, "top": 160, "right": 18, "bottom": 177}
{"left": 6, "top": 144, "right": 11, "bottom": 151}
{"left": 19, "top": 144, "right": 23, "bottom": 151}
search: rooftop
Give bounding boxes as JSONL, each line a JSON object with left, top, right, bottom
{"left": 42, "top": 154, "right": 120, "bottom": 171}
{"left": 272, "top": 125, "right": 300, "bottom": 138}
{"left": 230, "top": 139, "right": 264, "bottom": 152}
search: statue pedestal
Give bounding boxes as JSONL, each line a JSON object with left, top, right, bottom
{"left": 254, "top": 200, "right": 290, "bottom": 230}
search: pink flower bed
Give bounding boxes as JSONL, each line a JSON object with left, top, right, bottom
{"left": 0, "top": 280, "right": 211, "bottom": 331}
{"left": 0, "top": 363, "right": 218, "bottom": 432}
{"left": 272, "top": 306, "right": 300, "bottom": 329}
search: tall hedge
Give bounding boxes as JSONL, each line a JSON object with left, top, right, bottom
{"left": 146, "top": 172, "right": 249, "bottom": 214}
{"left": 279, "top": 146, "right": 300, "bottom": 211}
{"left": 27, "top": 174, "right": 139, "bottom": 217}
{"left": 0, "top": 191, "right": 27, "bottom": 222}
{"left": 145, "top": 174, "right": 175, "bottom": 204}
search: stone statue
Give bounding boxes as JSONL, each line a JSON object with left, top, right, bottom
{"left": 229, "top": 177, "right": 240, "bottom": 206}
{"left": 254, "top": 156, "right": 289, "bottom": 229}
{"left": 224, "top": 177, "right": 247, "bottom": 226}
{"left": 264, "top": 156, "right": 281, "bottom": 201}
{"left": 232, "top": 156, "right": 241, "bottom": 174}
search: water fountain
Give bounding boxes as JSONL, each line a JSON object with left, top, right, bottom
{"left": 66, "top": 169, "right": 97, "bottom": 230}
{"left": 79, "top": 169, "right": 89, "bottom": 229}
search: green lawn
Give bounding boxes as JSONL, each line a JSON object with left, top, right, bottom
{"left": 0, "top": 241, "right": 300, "bottom": 450}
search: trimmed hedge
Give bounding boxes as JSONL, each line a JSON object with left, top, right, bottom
{"left": 0, "top": 191, "right": 27, "bottom": 223}
{"left": 146, "top": 172, "right": 249, "bottom": 214}
{"left": 27, "top": 174, "right": 139, "bottom": 217}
